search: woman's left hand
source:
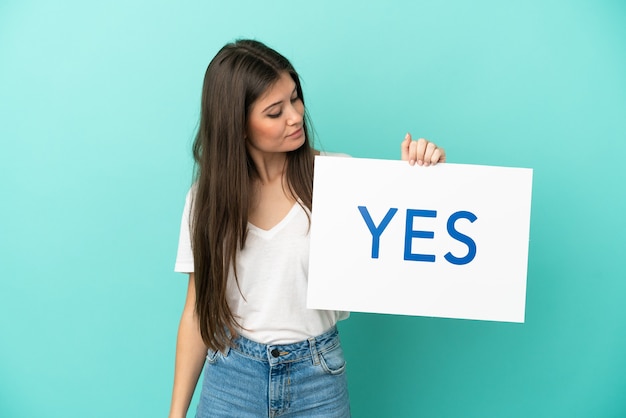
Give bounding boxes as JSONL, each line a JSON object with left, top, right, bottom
{"left": 401, "top": 133, "right": 446, "bottom": 166}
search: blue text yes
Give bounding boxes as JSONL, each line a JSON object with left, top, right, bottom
{"left": 357, "top": 206, "right": 478, "bottom": 265}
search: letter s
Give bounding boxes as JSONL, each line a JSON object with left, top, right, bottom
{"left": 444, "top": 211, "right": 477, "bottom": 265}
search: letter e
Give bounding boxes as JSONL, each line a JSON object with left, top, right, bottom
{"left": 404, "top": 209, "right": 437, "bottom": 262}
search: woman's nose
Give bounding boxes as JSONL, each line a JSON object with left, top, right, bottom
{"left": 286, "top": 103, "right": 304, "bottom": 126}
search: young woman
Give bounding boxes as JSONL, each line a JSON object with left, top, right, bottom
{"left": 169, "top": 39, "right": 445, "bottom": 418}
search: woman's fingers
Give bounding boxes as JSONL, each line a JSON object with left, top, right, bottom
{"left": 400, "top": 133, "right": 412, "bottom": 161}
{"left": 400, "top": 133, "right": 445, "bottom": 166}
{"left": 432, "top": 147, "right": 446, "bottom": 164}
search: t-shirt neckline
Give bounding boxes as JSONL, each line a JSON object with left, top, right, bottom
{"left": 247, "top": 202, "right": 301, "bottom": 239}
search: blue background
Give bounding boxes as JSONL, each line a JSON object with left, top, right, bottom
{"left": 1, "top": 1, "right": 625, "bottom": 417}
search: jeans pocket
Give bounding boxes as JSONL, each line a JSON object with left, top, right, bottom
{"left": 206, "top": 348, "right": 220, "bottom": 364}
{"left": 319, "top": 342, "right": 347, "bottom": 375}
{"left": 206, "top": 346, "right": 231, "bottom": 364}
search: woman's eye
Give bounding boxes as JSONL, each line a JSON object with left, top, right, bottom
{"left": 290, "top": 96, "right": 300, "bottom": 103}
{"left": 267, "top": 112, "right": 282, "bottom": 118}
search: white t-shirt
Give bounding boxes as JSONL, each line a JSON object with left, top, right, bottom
{"left": 174, "top": 162, "right": 349, "bottom": 344}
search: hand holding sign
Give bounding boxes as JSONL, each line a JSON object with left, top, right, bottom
{"left": 401, "top": 132, "right": 446, "bottom": 166}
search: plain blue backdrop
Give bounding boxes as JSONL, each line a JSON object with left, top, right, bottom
{"left": 1, "top": 1, "right": 625, "bottom": 417}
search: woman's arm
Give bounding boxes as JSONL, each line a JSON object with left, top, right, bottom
{"left": 168, "top": 274, "right": 208, "bottom": 418}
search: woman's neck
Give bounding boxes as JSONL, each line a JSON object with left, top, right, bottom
{"left": 248, "top": 151, "right": 287, "bottom": 185}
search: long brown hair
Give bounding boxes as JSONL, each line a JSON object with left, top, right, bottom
{"left": 191, "top": 39, "right": 314, "bottom": 351}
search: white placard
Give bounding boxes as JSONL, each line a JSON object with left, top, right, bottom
{"left": 307, "top": 156, "right": 533, "bottom": 323}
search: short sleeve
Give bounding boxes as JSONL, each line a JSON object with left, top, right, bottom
{"left": 319, "top": 151, "right": 351, "bottom": 158}
{"left": 174, "top": 188, "right": 195, "bottom": 273}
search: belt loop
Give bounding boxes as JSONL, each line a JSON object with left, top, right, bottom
{"left": 308, "top": 336, "right": 320, "bottom": 365}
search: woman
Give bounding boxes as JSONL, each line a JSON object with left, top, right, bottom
{"left": 169, "top": 39, "right": 445, "bottom": 418}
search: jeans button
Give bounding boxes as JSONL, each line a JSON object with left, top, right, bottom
{"left": 271, "top": 348, "right": 280, "bottom": 358}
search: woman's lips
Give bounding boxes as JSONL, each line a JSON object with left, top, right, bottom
{"left": 286, "top": 127, "right": 303, "bottom": 138}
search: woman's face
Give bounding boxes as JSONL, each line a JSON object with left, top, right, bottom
{"left": 246, "top": 72, "right": 305, "bottom": 157}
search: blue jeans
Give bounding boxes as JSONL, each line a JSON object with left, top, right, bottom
{"left": 196, "top": 326, "right": 350, "bottom": 418}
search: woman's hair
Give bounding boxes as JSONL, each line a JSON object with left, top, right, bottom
{"left": 191, "top": 39, "right": 314, "bottom": 351}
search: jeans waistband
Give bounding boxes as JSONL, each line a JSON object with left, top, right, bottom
{"left": 228, "top": 326, "right": 339, "bottom": 365}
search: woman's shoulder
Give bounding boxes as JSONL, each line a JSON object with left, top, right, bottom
{"left": 180, "top": 183, "right": 199, "bottom": 213}
{"left": 185, "top": 182, "right": 198, "bottom": 200}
